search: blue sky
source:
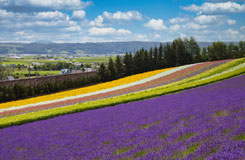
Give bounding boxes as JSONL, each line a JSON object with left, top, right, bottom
{"left": 0, "top": 0, "right": 245, "bottom": 42}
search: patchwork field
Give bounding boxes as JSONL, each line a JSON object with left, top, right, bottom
{"left": 0, "top": 58, "right": 244, "bottom": 159}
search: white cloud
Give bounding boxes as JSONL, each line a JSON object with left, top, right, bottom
{"left": 170, "top": 24, "right": 181, "bottom": 31}
{"left": 35, "top": 11, "right": 66, "bottom": 20}
{"left": 154, "top": 34, "right": 160, "bottom": 39}
{"left": 134, "top": 34, "right": 148, "bottom": 41}
{"left": 0, "top": 9, "right": 14, "bottom": 18}
{"left": 194, "top": 15, "right": 236, "bottom": 26}
{"left": 88, "top": 27, "right": 131, "bottom": 36}
{"left": 223, "top": 29, "right": 240, "bottom": 40}
{"left": 63, "top": 25, "right": 81, "bottom": 32}
{"left": 182, "top": 2, "right": 245, "bottom": 14}
{"left": 14, "top": 31, "right": 35, "bottom": 40}
{"left": 144, "top": 19, "right": 167, "bottom": 31}
{"left": 89, "top": 15, "right": 104, "bottom": 27}
{"left": 72, "top": 10, "right": 86, "bottom": 20}
{"left": 0, "top": 0, "right": 92, "bottom": 10}
{"left": 186, "top": 22, "right": 207, "bottom": 30}
{"left": 241, "top": 26, "right": 245, "bottom": 31}
{"left": 169, "top": 17, "right": 188, "bottom": 24}
{"left": 103, "top": 11, "right": 142, "bottom": 21}
{"left": 194, "top": 15, "right": 218, "bottom": 24}
{"left": 227, "top": 19, "right": 236, "bottom": 25}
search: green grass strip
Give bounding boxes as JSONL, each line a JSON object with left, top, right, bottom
{"left": 0, "top": 58, "right": 244, "bottom": 129}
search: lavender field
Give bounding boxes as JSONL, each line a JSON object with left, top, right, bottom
{"left": 0, "top": 75, "right": 245, "bottom": 160}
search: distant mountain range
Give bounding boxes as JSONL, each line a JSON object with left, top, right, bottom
{"left": 0, "top": 41, "right": 237, "bottom": 55}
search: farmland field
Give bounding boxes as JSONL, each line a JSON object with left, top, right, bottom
{"left": 0, "top": 73, "right": 244, "bottom": 159}
{"left": 0, "top": 58, "right": 244, "bottom": 159}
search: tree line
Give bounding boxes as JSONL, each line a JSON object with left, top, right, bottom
{"left": 0, "top": 75, "right": 99, "bottom": 103}
{"left": 98, "top": 37, "right": 245, "bottom": 82}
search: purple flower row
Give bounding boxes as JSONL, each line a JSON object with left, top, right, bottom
{"left": 0, "top": 75, "right": 244, "bottom": 159}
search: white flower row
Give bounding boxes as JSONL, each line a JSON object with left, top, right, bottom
{"left": 0, "top": 63, "right": 198, "bottom": 113}
{"left": 196, "top": 62, "right": 245, "bottom": 82}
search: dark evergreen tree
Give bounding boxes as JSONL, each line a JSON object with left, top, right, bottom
{"left": 227, "top": 42, "right": 239, "bottom": 58}
{"left": 142, "top": 49, "right": 149, "bottom": 72}
{"left": 115, "top": 55, "right": 123, "bottom": 78}
{"left": 208, "top": 42, "right": 227, "bottom": 60}
{"left": 158, "top": 43, "right": 164, "bottom": 68}
{"left": 186, "top": 37, "right": 201, "bottom": 63}
{"left": 238, "top": 40, "right": 245, "bottom": 57}
{"left": 173, "top": 38, "right": 190, "bottom": 66}
{"left": 153, "top": 46, "right": 158, "bottom": 69}
{"left": 123, "top": 52, "right": 133, "bottom": 76}
{"left": 128, "top": 52, "right": 134, "bottom": 75}
{"left": 133, "top": 50, "right": 143, "bottom": 74}
{"left": 98, "top": 63, "right": 107, "bottom": 82}
{"left": 107, "top": 57, "right": 117, "bottom": 80}
{"left": 201, "top": 47, "right": 208, "bottom": 62}
{"left": 148, "top": 47, "right": 154, "bottom": 70}
{"left": 163, "top": 43, "right": 176, "bottom": 67}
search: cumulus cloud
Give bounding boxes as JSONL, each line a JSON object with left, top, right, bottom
{"left": 194, "top": 15, "right": 218, "bottom": 24}
{"left": 227, "top": 19, "right": 236, "bottom": 25}
{"left": 170, "top": 24, "right": 181, "bottom": 31}
{"left": 72, "top": 10, "right": 86, "bottom": 20}
{"left": 144, "top": 19, "right": 167, "bottom": 31}
{"left": 88, "top": 27, "right": 131, "bottom": 36}
{"left": 63, "top": 25, "right": 81, "bottom": 32}
{"left": 194, "top": 15, "right": 236, "bottom": 26}
{"left": 0, "top": 9, "right": 14, "bottom": 18}
{"left": 103, "top": 11, "right": 142, "bottom": 21}
{"left": 89, "top": 10, "right": 142, "bottom": 27}
{"left": 0, "top": 0, "right": 92, "bottom": 11}
{"left": 182, "top": 2, "right": 245, "bottom": 14}
{"left": 89, "top": 15, "right": 104, "bottom": 27}
{"left": 169, "top": 17, "right": 188, "bottom": 24}
{"left": 241, "top": 26, "right": 245, "bottom": 31}
{"left": 35, "top": 11, "right": 66, "bottom": 20}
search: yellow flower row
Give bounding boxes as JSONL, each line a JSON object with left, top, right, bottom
{"left": 0, "top": 68, "right": 174, "bottom": 109}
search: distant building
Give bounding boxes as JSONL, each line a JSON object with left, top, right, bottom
{"left": 32, "top": 62, "right": 44, "bottom": 66}
{"left": 10, "top": 56, "right": 22, "bottom": 59}
{"left": 83, "top": 68, "right": 93, "bottom": 72}
{"left": 7, "top": 76, "right": 14, "bottom": 80}
{"left": 10, "top": 64, "right": 16, "bottom": 67}
{"left": 60, "top": 69, "right": 71, "bottom": 74}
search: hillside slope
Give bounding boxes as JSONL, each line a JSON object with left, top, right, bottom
{"left": 0, "top": 58, "right": 244, "bottom": 128}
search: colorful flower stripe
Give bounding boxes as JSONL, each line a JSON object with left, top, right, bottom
{"left": 0, "top": 60, "right": 228, "bottom": 117}
{"left": 0, "top": 59, "right": 244, "bottom": 129}
{"left": 0, "top": 66, "right": 187, "bottom": 113}
{"left": 0, "top": 67, "right": 171, "bottom": 109}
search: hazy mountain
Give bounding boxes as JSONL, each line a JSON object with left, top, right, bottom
{"left": 0, "top": 41, "right": 237, "bottom": 55}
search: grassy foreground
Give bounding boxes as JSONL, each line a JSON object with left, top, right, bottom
{"left": 0, "top": 58, "right": 244, "bottom": 129}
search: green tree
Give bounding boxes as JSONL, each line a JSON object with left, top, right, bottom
{"left": 227, "top": 42, "right": 239, "bottom": 58}
{"left": 158, "top": 43, "right": 164, "bottom": 68}
{"left": 148, "top": 47, "right": 154, "bottom": 70}
{"left": 123, "top": 52, "right": 133, "bottom": 76}
{"left": 107, "top": 57, "right": 117, "bottom": 80}
{"left": 163, "top": 43, "right": 176, "bottom": 67}
{"left": 133, "top": 50, "right": 143, "bottom": 74}
{"left": 153, "top": 46, "right": 158, "bottom": 69}
{"left": 201, "top": 47, "right": 208, "bottom": 62}
{"left": 173, "top": 38, "right": 191, "bottom": 66}
{"left": 238, "top": 40, "right": 245, "bottom": 57}
{"left": 115, "top": 55, "right": 123, "bottom": 78}
{"left": 98, "top": 63, "right": 107, "bottom": 82}
{"left": 208, "top": 42, "right": 227, "bottom": 60}
{"left": 186, "top": 37, "right": 201, "bottom": 63}
{"left": 142, "top": 49, "right": 149, "bottom": 72}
